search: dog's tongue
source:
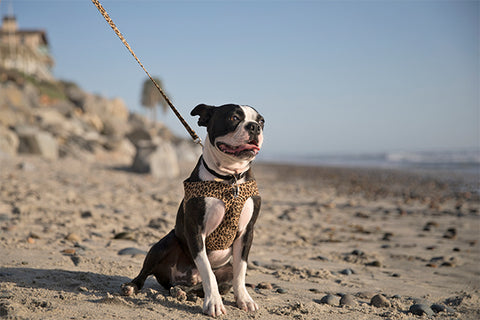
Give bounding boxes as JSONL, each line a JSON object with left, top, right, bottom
{"left": 219, "top": 142, "right": 260, "bottom": 154}
{"left": 235, "top": 143, "right": 260, "bottom": 152}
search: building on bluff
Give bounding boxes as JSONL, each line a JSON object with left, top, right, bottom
{"left": 0, "top": 15, "right": 54, "bottom": 80}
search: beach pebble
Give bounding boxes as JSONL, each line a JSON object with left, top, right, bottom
{"left": 340, "top": 294, "right": 357, "bottom": 306}
{"left": 70, "top": 255, "right": 81, "bottom": 266}
{"left": 351, "top": 249, "right": 364, "bottom": 256}
{"left": 256, "top": 282, "right": 273, "bottom": 290}
{"left": 409, "top": 304, "right": 434, "bottom": 316}
{"left": 65, "top": 233, "right": 81, "bottom": 242}
{"left": 443, "top": 228, "right": 457, "bottom": 239}
{"left": 366, "top": 260, "right": 382, "bottom": 267}
{"left": 117, "top": 247, "right": 147, "bottom": 256}
{"left": 382, "top": 232, "right": 393, "bottom": 241}
{"left": 80, "top": 210, "right": 93, "bottom": 218}
{"left": 61, "top": 248, "right": 76, "bottom": 255}
{"left": 113, "top": 232, "right": 135, "bottom": 240}
{"left": 423, "top": 221, "right": 439, "bottom": 231}
{"left": 276, "top": 288, "right": 287, "bottom": 294}
{"left": 431, "top": 303, "right": 454, "bottom": 313}
{"left": 340, "top": 268, "right": 355, "bottom": 275}
{"left": 320, "top": 294, "right": 339, "bottom": 306}
{"left": 371, "top": 294, "right": 391, "bottom": 308}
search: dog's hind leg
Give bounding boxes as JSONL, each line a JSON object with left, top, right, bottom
{"left": 121, "top": 230, "right": 177, "bottom": 296}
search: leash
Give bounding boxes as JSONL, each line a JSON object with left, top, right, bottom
{"left": 91, "top": 0, "right": 202, "bottom": 147}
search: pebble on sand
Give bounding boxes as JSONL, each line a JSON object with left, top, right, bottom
{"left": 409, "top": 304, "right": 434, "bottom": 316}
{"left": 339, "top": 294, "right": 357, "bottom": 306}
{"left": 371, "top": 294, "right": 391, "bottom": 308}
{"left": 320, "top": 294, "right": 340, "bottom": 306}
{"left": 65, "top": 233, "right": 81, "bottom": 242}
{"left": 256, "top": 282, "right": 273, "bottom": 290}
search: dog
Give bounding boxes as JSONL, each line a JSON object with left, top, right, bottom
{"left": 122, "top": 103, "right": 265, "bottom": 317}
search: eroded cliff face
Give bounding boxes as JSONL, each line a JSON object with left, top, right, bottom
{"left": 0, "top": 68, "right": 201, "bottom": 177}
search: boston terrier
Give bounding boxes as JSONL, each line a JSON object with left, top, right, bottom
{"left": 122, "top": 104, "right": 265, "bottom": 317}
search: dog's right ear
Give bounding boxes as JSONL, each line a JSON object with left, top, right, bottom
{"left": 191, "top": 104, "right": 215, "bottom": 127}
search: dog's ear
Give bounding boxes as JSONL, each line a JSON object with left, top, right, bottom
{"left": 191, "top": 104, "right": 215, "bottom": 127}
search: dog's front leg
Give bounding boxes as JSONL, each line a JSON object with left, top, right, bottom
{"left": 194, "top": 248, "right": 226, "bottom": 317}
{"left": 233, "top": 196, "right": 260, "bottom": 312}
{"left": 184, "top": 199, "right": 226, "bottom": 317}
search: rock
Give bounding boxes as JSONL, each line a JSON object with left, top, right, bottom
{"left": 351, "top": 249, "right": 364, "bottom": 256}
{"left": 256, "top": 282, "right": 273, "bottom": 290}
{"left": 65, "top": 233, "right": 81, "bottom": 242}
{"left": 131, "top": 140, "right": 180, "bottom": 179}
{"left": 117, "top": 247, "right": 147, "bottom": 257}
{"left": 174, "top": 139, "right": 202, "bottom": 167}
{"left": 366, "top": 260, "right": 382, "bottom": 267}
{"left": 16, "top": 126, "right": 58, "bottom": 159}
{"left": 126, "top": 127, "right": 154, "bottom": 146}
{"left": 371, "top": 294, "right": 391, "bottom": 308}
{"left": 423, "top": 221, "right": 439, "bottom": 231}
{"left": 443, "top": 228, "right": 457, "bottom": 239}
{"left": 0, "top": 126, "right": 19, "bottom": 156}
{"left": 113, "top": 232, "right": 135, "bottom": 240}
{"left": 276, "top": 288, "right": 287, "bottom": 294}
{"left": 382, "top": 232, "right": 393, "bottom": 241}
{"left": 340, "top": 268, "right": 354, "bottom": 275}
{"left": 340, "top": 294, "right": 357, "bottom": 306}
{"left": 409, "top": 304, "right": 434, "bottom": 316}
{"left": 431, "top": 303, "right": 449, "bottom": 313}
{"left": 320, "top": 294, "right": 339, "bottom": 306}
{"left": 70, "top": 255, "right": 81, "bottom": 266}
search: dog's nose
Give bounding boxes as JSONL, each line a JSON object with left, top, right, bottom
{"left": 245, "top": 122, "right": 261, "bottom": 135}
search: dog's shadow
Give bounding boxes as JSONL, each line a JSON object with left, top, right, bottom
{"left": 0, "top": 267, "right": 203, "bottom": 316}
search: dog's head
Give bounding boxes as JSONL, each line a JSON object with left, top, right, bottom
{"left": 191, "top": 104, "right": 264, "bottom": 162}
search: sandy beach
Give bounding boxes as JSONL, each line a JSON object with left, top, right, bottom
{"left": 0, "top": 155, "right": 479, "bottom": 319}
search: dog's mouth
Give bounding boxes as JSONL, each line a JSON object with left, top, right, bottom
{"left": 216, "top": 140, "right": 260, "bottom": 158}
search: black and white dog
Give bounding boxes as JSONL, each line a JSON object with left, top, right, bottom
{"left": 122, "top": 104, "right": 265, "bottom": 317}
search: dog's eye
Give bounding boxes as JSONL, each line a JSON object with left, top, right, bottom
{"left": 230, "top": 115, "right": 240, "bottom": 122}
{"left": 258, "top": 118, "right": 265, "bottom": 126}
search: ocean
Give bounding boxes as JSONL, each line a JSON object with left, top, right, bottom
{"left": 261, "top": 149, "right": 480, "bottom": 193}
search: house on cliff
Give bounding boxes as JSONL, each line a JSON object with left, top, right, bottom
{"left": 0, "top": 15, "right": 54, "bottom": 80}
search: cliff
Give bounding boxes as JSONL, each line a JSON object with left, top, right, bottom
{"left": 0, "top": 67, "right": 201, "bottom": 178}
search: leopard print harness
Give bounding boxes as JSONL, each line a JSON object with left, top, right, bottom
{"left": 183, "top": 179, "right": 259, "bottom": 251}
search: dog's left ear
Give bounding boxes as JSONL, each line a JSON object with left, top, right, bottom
{"left": 191, "top": 104, "right": 215, "bottom": 127}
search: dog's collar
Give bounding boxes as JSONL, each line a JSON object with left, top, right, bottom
{"left": 201, "top": 157, "right": 248, "bottom": 182}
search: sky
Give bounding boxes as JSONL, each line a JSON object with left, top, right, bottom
{"left": 1, "top": 0, "right": 478, "bottom": 159}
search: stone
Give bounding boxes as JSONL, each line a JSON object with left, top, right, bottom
{"left": 65, "top": 233, "right": 81, "bottom": 242}
{"left": 371, "top": 294, "right": 391, "bottom": 308}
{"left": 16, "top": 126, "right": 58, "bottom": 159}
{"left": 340, "top": 268, "right": 354, "bottom": 275}
{"left": 340, "top": 294, "right": 357, "bottom": 306}
{"left": 256, "top": 282, "right": 273, "bottom": 290}
{"left": 409, "top": 304, "right": 434, "bottom": 316}
{"left": 0, "top": 126, "right": 19, "bottom": 156}
{"left": 320, "top": 294, "right": 339, "bottom": 306}
{"left": 117, "top": 247, "right": 147, "bottom": 256}
{"left": 131, "top": 140, "right": 180, "bottom": 179}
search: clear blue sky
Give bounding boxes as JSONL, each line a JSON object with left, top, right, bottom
{"left": 2, "top": 0, "right": 478, "bottom": 158}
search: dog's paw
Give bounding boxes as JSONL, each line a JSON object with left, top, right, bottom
{"left": 120, "top": 283, "right": 138, "bottom": 296}
{"left": 236, "top": 291, "right": 259, "bottom": 312}
{"left": 203, "top": 293, "right": 227, "bottom": 317}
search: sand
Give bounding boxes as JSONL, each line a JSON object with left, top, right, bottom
{"left": 0, "top": 155, "right": 479, "bottom": 319}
